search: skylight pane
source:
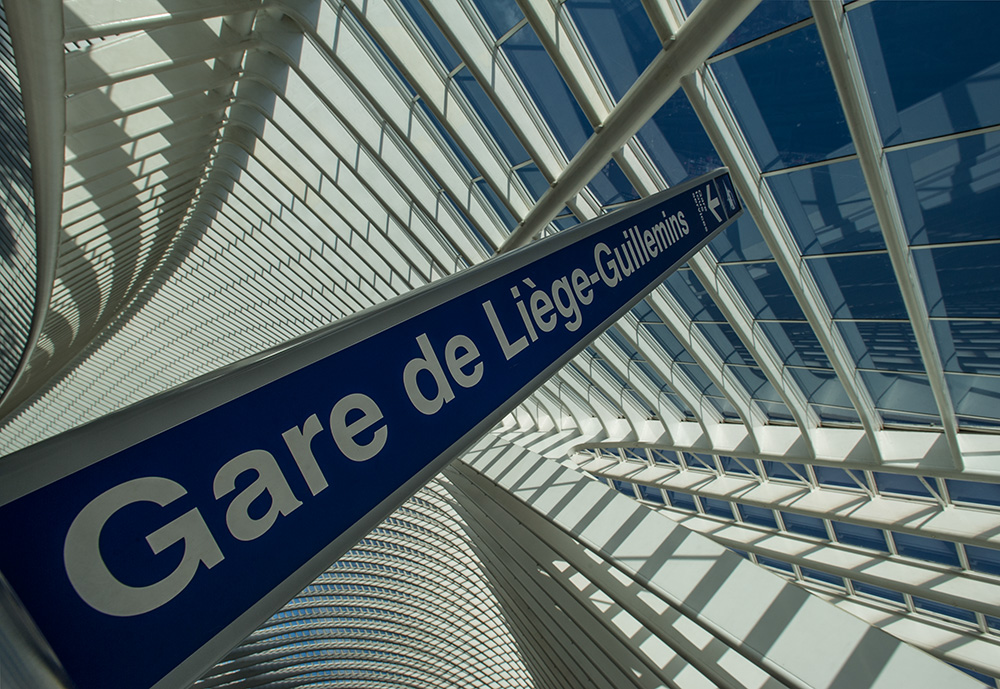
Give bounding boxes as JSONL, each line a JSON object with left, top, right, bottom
{"left": 665, "top": 270, "right": 726, "bottom": 322}
{"left": 837, "top": 321, "right": 926, "bottom": 374}
{"left": 638, "top": 484, "right": 665, "bottom": 504}
{"left": 947, "top": 373, "right": 1000, "bottom": 426}
{"left": 723, "top": 262, "right": 807, "bottom": 321}
{"left": 470, "top": 0, "right": 524, "bottom": 39}
{"left": 964, "top": 545, "right": 1000, "bottom": 577}
{"left": 809, "top": 253, "right": 908, "bottom": 319}
{"left": 851, "top": 1, "right": 1000, "bottom": 146}
{"left": 760, "top": 321, "right": 832, "bottom": 368}
{"left": 780, "top": 511, "right": 827, "bottom": 539}
{"left": 709, "top": 214, "right": 772, "bottom": 263}
{"left": 831, "top": 521, "right": 887, "bottom": 552}
{"left": 587, "top": 158, "right": 639, "bottom": 207}
{"left": 503, "top": 24, "right": 591, "bottom": 158}
{"left": 892, "top": 532, "right": 960, "bottom": 567}
{"left": 765, "top": 462, "right": 807, "bottom": 483}
{"left": 639, "top": 91, "right": 724, "bottom": 186}
{"left": 934, "top": 321, "right": 1000, "bottom": 376}
{"left": 680, "top": 0, "right": 813, "bottom": 57}
{"left": 738, "top": 503, "right": 777, "bottom": 528}
{"left": 455, "top": 69, "right": 529, "bottom": 165}
{"left": 565, "top": 0, "right": 657, "bottom": 102}
{"left": 873, "top": 472, "right": 933, "bottom": 499}
{"left": 888, "top": 132, "right": 1000, "bottom": 246}
{"left": 768, "top": 158, "right": 885, "bottom": 255}
{"left": 861, "top": 371, "right": 940, "bottom": 419}
{"left": 914, "top": 244, "right": 1000, "bottom": 319}
{"left": 397, "top": 0, "right": 462, "bottom": 71}
{"left": 712, "top": 23, "right": 854, "bottom": 172}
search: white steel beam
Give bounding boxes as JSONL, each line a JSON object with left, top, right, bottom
{"left": 499, "top": 0, "right": 760, "bottom": 251}
{"left": 809, "top": 0, "right": 962, "bottom": 468}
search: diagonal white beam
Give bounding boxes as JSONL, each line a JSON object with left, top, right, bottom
{"left": 499, "top": 0, "right": 760, "bottom": 251}
{"left": 809, "top": 0, "right": 962, "bottom": 469}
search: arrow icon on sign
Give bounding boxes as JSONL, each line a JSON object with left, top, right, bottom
{"left": 706, "top": 183, "right": 722, "bottom": 222}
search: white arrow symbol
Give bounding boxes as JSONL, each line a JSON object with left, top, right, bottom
{"left": 706, "top": 183, "right": 722, "bottom": 222}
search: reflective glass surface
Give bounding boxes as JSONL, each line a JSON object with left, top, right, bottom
{"left": 889, "top": 131, "right": 1000, "bottom": 246}
{"left": 709, "top": 214, "right": 772, "bottom": 263}
{"left": 852, "top": 0, "right": 1000, "bottom": 146}
{"left": 713, "top": 23, "right": 854, "bottom": 172}
{"left": 504, "top": 25, "right": 591, "bottom": 158}
{"left": 810, "top": 253, "right": 908, "bottom": 319}
{"left": 837, "top": 321, "right": 925, "bottom": 374}
{"left": 914, "top": 244, "right": 1000, "bottom": 319}
{"left": 892, "top": 532, "right": 960, "bottom": 567}
{"left": 681, "top": 0, "right": 813, "bottom": 56}
{"left": 640, "top": 91, "right": 724, "bottom": 186}
{"left": 769, "top": 159, "right": 884, "bottom": 255}
{"left": 566, "top": 0, "right": 657, "bottom": 101}
{"left": 723, "top": 262, "right": 806, "bottom": 320}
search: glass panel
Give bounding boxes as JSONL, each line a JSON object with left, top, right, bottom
{"left": 702, "top": 497, "right": 734, "bottom": 519}
{"left": 781, "top": 511, "right": 827, "bottom": 539}
{"left": 738, "top": 503, "right": 777, "bottom": 528}
{"left": 679, "top": 363, "right": 722, "bottom": 396}
{"left": 916, "top": 244, "right": 1000, "bottom": 319}
{"left": 644, "top": 324, "right": 696, "bottom": 362}
{"left": 588, "top": 158, "right": 639, "bottom": 207}
{"left": 761, "top": 321, "right": 832, "bottom": 368}
{"left": 720, "top": 456, "right": 758, "bottom": 476}
{"left": 417, "top": 100, "right": 480, "bottom": 177}
{"left": 566, "top": 0, "right": 657, "bottom": 101}
{"left": 723, "top": 262, "right": 806, "bottom": 320}
{"left": 837, "top": 321, "right": 925, "bottom": 373}
{"left": 769, "top": 159, "right": 884, "bottom": 255}
{"left": 666, "top": 490, "right": 697, "bottom": 511}
{"left": 665, "top": 270, "right": 726, "bottom": 322}
{"left": 475, "top": 180, "right": 516, "bottom": 230}
{"left": 861, "top": 370, "right": 940, "bottom": 417}
{"left": 888, "top": 131, "right": 1000, "bottom": 245}
{"left": 873, "top": 472, "right": 933, "bottom": 499}
{"left": 764, "top": 461, "right": 807, "bottom": 483}
{"left": 756, "top": 555, "right": 794, "bottom": 573}
{"left": 934, "top": 320, "right": 1000, "bottom": 375}
{"left": 612, "top": 479, "right": 635, "bottom": 497}
{"left": 788, "top": 367, "right": 852, "bottom": 408}
{"left": 801, "top": 567, "right": 843, "bottom": 588}
{"left": 698, "top": 323, "right": 755, "bottom": 366}
{"left": 851, "top": 1, "right": 1000, "bottom": 146}
{"left": 639, "top": 91, "right": 724, "bottom": 186}
{"left": 946, "top": 373, "right": 1000, "bottom": 424}
{"left": 712, "top": 23, "right": 854, "bottom": 172}
{"left": 831, "top": 521, "right": 888, "bottom": 552}
{"left": 814, "top": 466, "right": 867, "bottom": 491}
{"left": 946, "top": 479, "right": 1000, "bottom": 508}
{"left": 471, "top": 0, "right": 524, "bottom": 38}
{"left": 638, "top": 484, "right": 665, "bottom": 504}
{"left": 652, "top": 449, "right": 680, "bottom": 466}
{"left": 681, "top": 0, "right": 813, "bottom": 56}
{"left": 729, "top": 365, "right": 783, "bottom": 403}
{"left": 515, "top": 163, "right": 550, "bottom": 201}
{"left": 812, "top": 403, "right": 862, "bottom": 426}
{"left": 504, "top": 24, "right": 591, "bottom": 158}
{"left": 398, "top": 0, "right": 462, "bottom": 71}
{"left": 892, "top": 532, "right": 960, "bottom": 567}
{"left": 912, "top": 597, "right": 976, "bottom": 624}
{"left": 964, "top": 544, "right": 1000, "bottom": 576}
{"left": 710, "top": 213, "right": 772, "bottom": 262}
{"left": 455, "top": 69, "right": 529, "bottom": 164}
{"left": 706, "top": 395, "right": 741, "bottom": 420}
{"left": 809, "top": 253, "right": 908, "bottom": 319}
{"left": 853, "top": 581, "right": 904, "bottom": 604}
{"left": 759, "top": 400, "right": 795, "bottom": 423}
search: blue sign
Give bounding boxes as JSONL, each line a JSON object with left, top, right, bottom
{"left": 0, "top": 170, "right": 741, "bottom": 689}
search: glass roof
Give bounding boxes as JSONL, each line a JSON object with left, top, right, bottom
{"left": 1, "top": 0, "right": 1000, "bottom": 686}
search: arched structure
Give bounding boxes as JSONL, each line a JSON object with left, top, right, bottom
{"left": 1, "top": 0, "right": 999, "bottom": 686}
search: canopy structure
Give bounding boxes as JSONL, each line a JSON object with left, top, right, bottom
{"left": 1, "top": 0, "right": 998, "bottom": 687}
